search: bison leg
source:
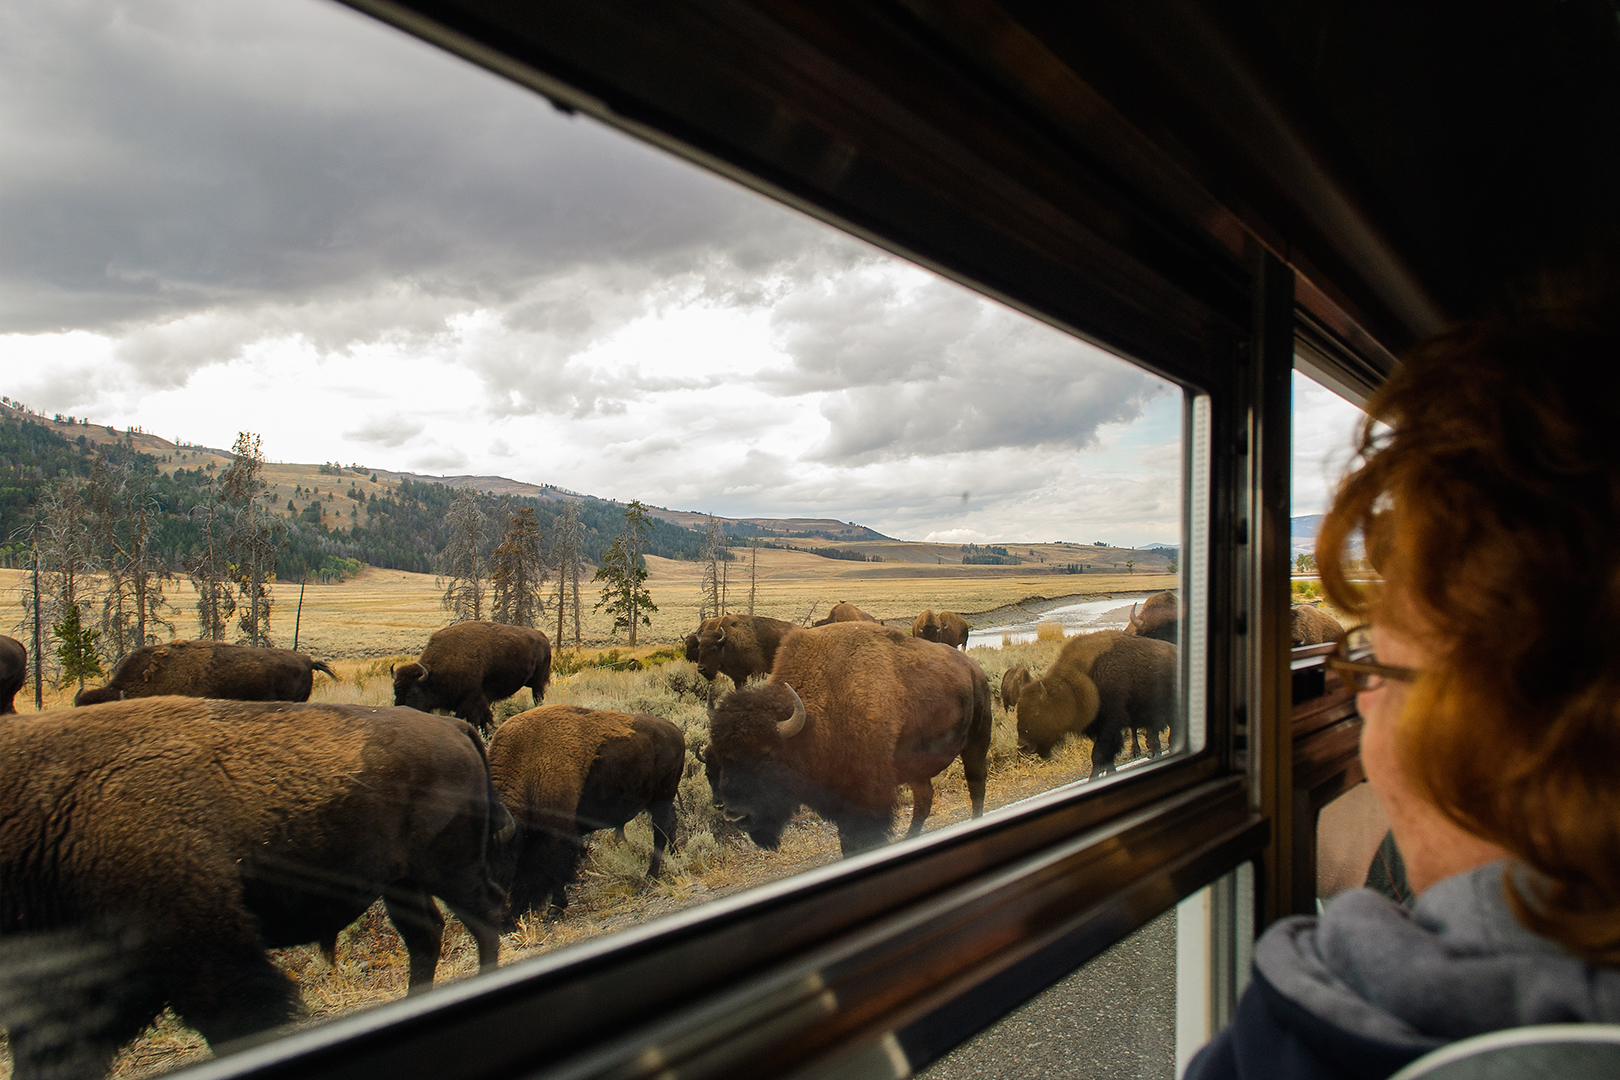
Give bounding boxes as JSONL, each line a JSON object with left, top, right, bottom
{"left": 319, "top": 933, "right": 338, "bottom": 969}
{"left": 458, "top": 693, "right": 494, "bottom": 734}
{"left": 836, "top": 809, "right": 893, "bottom": 857}
{"left": 647, "top": 800, "right": 678, "bottom": 879}
{"left": 168, "top": 925, "right": 303, "bottom": 1049}
{"left": 383, "top": 886, "right": 445, "bottom": 991}
{"left": 904, "top": 781, "right": 934, "bottom": 838}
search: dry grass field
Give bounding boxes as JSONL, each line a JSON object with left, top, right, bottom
{"left": 0, "top": 600, "right": 1175, "bottom": 1078}
{"left": 0, "top": 556, "right": 1174, "bottom": 679}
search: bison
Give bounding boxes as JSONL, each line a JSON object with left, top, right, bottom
{"left": 489, "top": 705, "right": 684, "bottom": 921}
{"left": 1000, "top": 665, "right": 1032, "bottom": 712}
{"left": 72, "top": 641, "right": 336, "bottom": 706}
{"left": 0, "top": 634, "right": 24, "bottom": 714}
{"left": 704, "top": 621, "right": 992, "bottom": 857}
{"left": 1292, "top": 603, "right": 1344, "bottom": 645}
{"left": 1123, "top": 591, "right": 1178, "bottom": 643}
{"left": 693, "top": 614, "right": 798, "bottom": 687}
{"left": 1015, "top": 629, "right": 1177, "bottom": 779}
{"left": 0, "top": 697, "right": 509, "bottom": 1080}
{"left": 393, "top": 620, "right": 553, "bottom": 734}
{"left": 912, "top": 609, "right": 971, "bottom": 649}
{"left": 812, "top": 601, "right": 877, "bottom": 626}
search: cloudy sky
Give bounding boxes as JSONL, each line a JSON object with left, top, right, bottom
{"left": 0, "top": 0, "right": 1363, "bottom": 545}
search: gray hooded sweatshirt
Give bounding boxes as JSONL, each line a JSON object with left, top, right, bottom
{"left": 1186, "top": 862, "right": 1620, "bottom": 1080}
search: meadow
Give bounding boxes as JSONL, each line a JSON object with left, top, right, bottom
{"left": 0, "top": 557, "right": 1176, "bottom": 1078}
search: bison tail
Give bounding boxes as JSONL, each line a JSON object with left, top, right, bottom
{"left": 311, "top": 660, "right": 337, "bottom": 679}
{"left": 535, "top": 645, "right": 553, "bottom": 704}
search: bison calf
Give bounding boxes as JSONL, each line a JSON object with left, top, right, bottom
{"left": 394, "top": 620, "right": 553, "bottom": 734}
{"left": 1016, "top": 630, "right": 1177, "bottom": 778}
{"left": 73, "top": 640, "right": 336, "bottom": 706}
{"left": 0, "top": 698, "right": 509, "bottom": 1080}
{"left": 489, "top": 705, "right": 684, "bottom": 921}
{"left": 705, "top": 621, "right": 992, "bottom": 857}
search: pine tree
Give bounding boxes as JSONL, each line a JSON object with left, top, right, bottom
{"left": 87, "top": 455, "right": 173, "bottom": 661}
{"left": 52, "top": 602, "right": 103, "bottom": 691}
{"left": 439, "top": 488, "right": 487, "bottom": 622}
{"left": 593, "top": 501, "right": 657, "bottom": 646}
{"left": 491, "top": 507, "right": 547, "bottom": 627}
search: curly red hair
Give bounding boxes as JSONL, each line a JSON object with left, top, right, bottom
{"left": 1318, "top": 291, "right": 1620, "bottom": 962}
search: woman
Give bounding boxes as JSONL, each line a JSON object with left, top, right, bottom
{"left": 1188, "top": 289, "right": 1620, "bottom": 1079}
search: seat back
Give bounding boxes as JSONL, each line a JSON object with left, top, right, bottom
{"left": 1389, "top": 1024, "right": 1620, "bottom": 1079}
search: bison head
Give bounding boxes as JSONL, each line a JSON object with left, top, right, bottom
{"left": 392, "top": 661, "right": 433, "bottom": 711}
{"left": 695, "top": 624, "right": 728, "bottom": 681}
{"left": 912, "top": 610, "right": 941, "bottom": 642}
{"left": 684, "top": 633, "right": 701, "bottom": 664}
{"left": 703, "top": 683, "right": 810, "bottom": 850}
{"left": 1014, "top": 673, "right": 1099, "bottom": 759}
{"left": 73, "top": 686, "right": 123, "bottom": 706}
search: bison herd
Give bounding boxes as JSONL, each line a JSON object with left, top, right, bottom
{"left": 0, "top": 590, "right": 1341, "bottom": 1077}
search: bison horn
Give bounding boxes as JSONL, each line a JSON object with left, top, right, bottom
{"left": 777, "top": 683, "right": 808, "bottom": 739}
{"left": 715, "top": 626, "right": 726, "bottom": 646}
{"left": 389, "top": 663, "right": 396, "bottom": 676}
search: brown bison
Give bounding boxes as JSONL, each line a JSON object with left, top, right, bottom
{"left": 1016, "top": 630, "right": 1177, "bottom": 778}
{"left": 0, "top": 697, "right": 509, "bottom": 1079}
{"left": 912, "top": 609, "right": 971, "bottom": 649}
{"left": 1000, "top": 666, "right": 1032, "bottom": 712}
{"left": 1123, "top": 591, "right": 1178, "bottom": 643}
{"left": 0, "top": 634, "right": 24, "bottom": 714}
{"left": 489, "top": 705, "right": 684, "bottom": 921}
{"left": 72, "top": 641, "right": 336, "bottom": 706}
{"left": 1292, "top": 603, "right": 1344, "bottom": 645}
{"left": 812, "top": 601, "right": 877, "bottom": 626}
{"left": 393, "top": 620, "right": 553, "bottom": 733}
{"left": 693, "top": 614, "right": 798, "bottom": 687}
{"left": 705, "top": 621, "right": 992, "bottom": 856}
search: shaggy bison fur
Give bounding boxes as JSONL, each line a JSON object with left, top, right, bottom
{"left": 812, "top": 601, "right": 877, "bottom": 626}
{"left": 1000, "top": 666, "right": 1032, "bottom": 712}
{"left": 0, "top": 634, "right": 24, "bottom": 714}
{"left": 1123, "top": 591, "right": 1179, "bottom": 643}
{"left": 1016, "top": 630, "right": 1177, "bottom": 778}
{"left": 693, "top": 614, "right": 798, "bottom": 687}
{"left": 705, "top": 621, "right": 992, "bottom": 857}
{"left": 72, "top": 641, "right": 336, "bottom": 706}
{"left": 393, "top": 620, "right": 553, "bottom": 733}
{"left": 489, "top": 705, "right": 684, "bottom": 921}
{"left": 1292, "top": 604, "right": 1343, "bottom": 645}
{"left": 912, "top": 610, "right": 971, "bottom": 649}
{"left": 0, "top": 698, "right": 509, "bottom": 1080}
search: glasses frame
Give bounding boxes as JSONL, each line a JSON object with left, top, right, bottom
{"left": 1327, "top": 623, "right": 1421, "bottom": 691}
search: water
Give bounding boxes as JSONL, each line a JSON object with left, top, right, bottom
{"left": 966, "top": 594, "right": 1153, "bottom": 649}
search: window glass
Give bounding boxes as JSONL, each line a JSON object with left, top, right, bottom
{"left": 0, "top": 0, "right": 1196, "bottom": 1073}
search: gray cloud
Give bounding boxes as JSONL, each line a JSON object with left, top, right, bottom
{"left": 0, "top": 0, "right": 845, "bottom": 351}
{"left": 761, "top": 273, "right": 1168, "bottom": 464}
{"left": 344, "top": 413, "right": 426, "bottom": 449}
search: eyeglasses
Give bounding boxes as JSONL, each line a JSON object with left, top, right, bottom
{"left": 1327, "top": 624, "right": 1422, "bottom": 691}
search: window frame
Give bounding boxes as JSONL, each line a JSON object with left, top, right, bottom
{"left": 153, "top": 3, "right": 1405, "bottom": 1077}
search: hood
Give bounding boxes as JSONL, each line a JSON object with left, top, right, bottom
{"left": 1256, "top": 862, "right": 1620, "bottom": 1052}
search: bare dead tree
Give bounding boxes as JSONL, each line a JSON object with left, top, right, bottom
{"left": 219, "top": 432, "right": 278, "bottom": 647}
{"left": 550, "top": 502, "right": 584, "bottom": 647}
{"left": 86, "top": 456, "right": 173, "bottom": 662}
{"left": 438, "top": 488, "right": 487, "bottom": 623}
{"left": 748, "top": 536, "right": 760, "bottom": 615}
{"left": 187, "top": 492, "right": 235, "bottom": 640}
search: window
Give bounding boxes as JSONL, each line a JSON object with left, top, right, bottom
{"left": 0, "top": 4, "right": 1252, "bottom": 1078}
